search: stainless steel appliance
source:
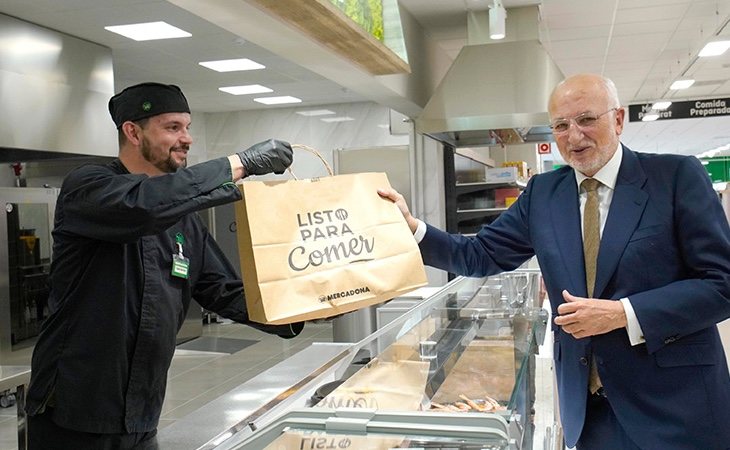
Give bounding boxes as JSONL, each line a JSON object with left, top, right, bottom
{"left": 0, "top": 187, "right": 57, "bottom": 365}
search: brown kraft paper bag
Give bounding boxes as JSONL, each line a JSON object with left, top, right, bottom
{"left": 263, "top": 430, "right": 405, "bottom": 450}
{"left": 315, "top": 359, "right": 431, "bottom": 411}
{"left": 234, "top": 170, "right": 428, "bottom": 324}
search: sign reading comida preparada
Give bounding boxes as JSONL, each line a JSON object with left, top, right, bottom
{"left": 628, "top": 98, "right": 730, "bottom": 122}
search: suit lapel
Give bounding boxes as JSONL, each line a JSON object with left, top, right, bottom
{"left": 594, "top": 146, "right": 648, "bottom": 298}
{"left": 550, "top": 172, "right": 586, "bottom": 296}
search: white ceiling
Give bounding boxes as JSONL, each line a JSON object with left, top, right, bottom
{"left": 2, "top": 0, "right": 730, "bottom": 157}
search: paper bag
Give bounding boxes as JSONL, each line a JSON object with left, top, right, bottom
{"left": 235, "top": 171, "right": 428, "bottom": 324}
{"left": 263, "top": 430, "right": 405, "bottom": 450}
{"left": 315, "top": 359, "right": 430, "bottom": 411}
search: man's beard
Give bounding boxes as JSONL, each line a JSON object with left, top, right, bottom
{"left": 141, "top": 137, "right": 187, "bottom": 173}
{"left": 567, "top": 147, "right": 610, "bottom": 177}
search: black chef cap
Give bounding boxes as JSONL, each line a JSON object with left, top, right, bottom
{"left": 108, "top": 82, "right": 190, "bottom": 129}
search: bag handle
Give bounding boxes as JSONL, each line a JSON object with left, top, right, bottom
{"left": 288, "top": 144, "right": 334, "bottom": 179}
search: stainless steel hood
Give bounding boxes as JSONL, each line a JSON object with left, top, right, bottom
{"left": 416, "top": 39, "right": 563, "bottom": 147}
{"left": 0, "top": 13, "right": 117, "bottom": 162}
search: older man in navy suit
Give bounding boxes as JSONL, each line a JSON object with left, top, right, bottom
{"left": 379, "top": 73, "right": 730, "bottom": 449}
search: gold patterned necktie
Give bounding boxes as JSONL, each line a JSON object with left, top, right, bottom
{"left": 582, "top": 178, "right": 601, "bottom": 298}
{"left": 581, "top": 178, "right": 603, "bottom": 394}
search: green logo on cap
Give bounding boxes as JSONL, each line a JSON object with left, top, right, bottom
{"left": 142, "top": 101, "right": 152, "bottom": 112}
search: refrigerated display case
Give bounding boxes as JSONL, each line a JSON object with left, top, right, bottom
{"left": 157, "top": 271, "right": 553, "bottom": 450}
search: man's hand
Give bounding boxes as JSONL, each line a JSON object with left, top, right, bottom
{"left": 237, "top": 139, "right": 293, "bottom": 176}
{"left": 554, "top": 290, "right": 627, "bottom": 339}
{"left": 377, "top": 188, "right": 418, "bottom": 234}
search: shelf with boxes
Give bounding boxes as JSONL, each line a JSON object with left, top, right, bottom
{"left": 445, "top": 147, "right": 530, "bottom": 237}
{"left": 455, "top": 167, "right": 527, "bottom": 235}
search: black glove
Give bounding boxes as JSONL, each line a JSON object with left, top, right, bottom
{"left": 237, "top": 139, "right": 293, "bottom": 176}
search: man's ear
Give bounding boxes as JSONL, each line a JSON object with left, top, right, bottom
{"left": 121, "top": 121, "right": 142, "bottom": 146}
{"left": 614, "top": 107, "right": 626, "bottom": 134}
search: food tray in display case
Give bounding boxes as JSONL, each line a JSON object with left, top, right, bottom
{"left": 227, "top": 408, "right": 511, "bottom": 450}
{"left": 157, "top": 271, "right": 551, "bottom": 450}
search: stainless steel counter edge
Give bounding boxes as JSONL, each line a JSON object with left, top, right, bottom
{"left": 157, "top": 342, "right": 352, "bottom": 449}
{"left": 0, "top": 366, "right": 31, "bottom": 393}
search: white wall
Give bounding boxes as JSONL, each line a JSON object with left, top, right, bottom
{"left": 0, "top": 165, "right": 16, "bottom": 187}
{"left": 200, "top": 102, "right": 409, "bottom": 178}
{"left": 489, "top": 142, "right": 542, "bottom": 175}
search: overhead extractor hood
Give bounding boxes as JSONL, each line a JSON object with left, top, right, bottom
{"left": 416, "top": 39, "right": 564, "bottom": 147}
{"left": 0, "top": 13, "right": 117, "bottom": 163}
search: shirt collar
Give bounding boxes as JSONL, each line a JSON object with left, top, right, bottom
{"left": 574, "top": 142, "right": 623, "bottom": 190}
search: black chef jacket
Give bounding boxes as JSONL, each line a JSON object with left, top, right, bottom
{"left": 25, "top": 157, "right": 302, "bottom": 434}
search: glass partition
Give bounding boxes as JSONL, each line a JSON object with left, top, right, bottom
{"left": 210, "top": 272, "right": 548, "bottom": 450}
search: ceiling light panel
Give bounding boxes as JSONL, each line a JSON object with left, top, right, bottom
{"left": 320, "top": 116, "right": 355, "bottom": 123}
{"left": 104, "top": 22, "right": 191, "bottom": 41}
{"left": 219, "top": 85, "right": 272, "bottom": 95}
{"left": 253, "top": 96, "right": 302, "bottom": 105}
{"left": 199, "top": 58, "right": 265, "bottom": 72}
{"left": 295, "top": 109, "right": 336, "bottom": 116}
{"left": 698, "top": 41, "right": 730, "bottom": 57}
{"left": 670, "top": 79, "right": 695, "bottom": 90}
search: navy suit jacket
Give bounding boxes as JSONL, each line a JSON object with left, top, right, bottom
{"left": 420, "top": 145, "right": 730, "bottom": 449}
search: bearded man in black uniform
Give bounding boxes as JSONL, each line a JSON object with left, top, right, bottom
{"left": 25, "top": 82, "right": 301, "bottom": 449}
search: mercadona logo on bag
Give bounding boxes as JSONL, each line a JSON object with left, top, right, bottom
{"left": 289, "top": 207, "right": 374, "bottom": 302}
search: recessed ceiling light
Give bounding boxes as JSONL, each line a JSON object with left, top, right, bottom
{"left": 670, "top": 79, "right": 695, "bottom": 90}
{"left": 642, "top": 113, "right": 659, "bottom": 122}
{"left": 295, "top": 109, "right": 336, "bottom": 116}
{"left": 199, "top": 58, "right": 265, "bottom": 72}
{"left": 652, "top": 101, "right": 672, "bottom": 110}
{"left": 104, "top": 21, "right": 191, "bottom": 41}
{"left": 699, "top": 40, "right": 730, "bottom": 57}
{"left": 320, "top": 116, "right": 355, "bottom": 123}
{"left": 253, "top": 96, "right": 302, "bottom": 105}
{"left": 219, "top": 85, "right": 272, "bottom": 95}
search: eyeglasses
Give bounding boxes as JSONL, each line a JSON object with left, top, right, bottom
{"left": 549, "top": 108, "right": 619, "bottom": 134}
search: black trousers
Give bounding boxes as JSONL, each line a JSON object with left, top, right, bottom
{"left": 28, "top": 409, "right": 159, "bottom": 450}
{"left": 576, "top": 390, "right": 642, "bottom": 450}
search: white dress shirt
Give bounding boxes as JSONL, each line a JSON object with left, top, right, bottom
{"left": 413, "top": 143, "right": 645, "bottom": 345}
{"left": 574, "top": 144, "right": 644, "bottom": 345}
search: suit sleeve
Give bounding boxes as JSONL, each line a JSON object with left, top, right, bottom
{"left": 629, "top": 156, "right": 730, "bottom": 353}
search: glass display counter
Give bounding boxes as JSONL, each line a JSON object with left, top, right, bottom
{"left": 158, "top": 271, "right": 552, "bottom": 450}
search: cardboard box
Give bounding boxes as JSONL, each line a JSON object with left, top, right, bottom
{"left": 494, "top": 187, "right": 521, "bottom": 207}
{"left": 484, "top": 166, "right": 518, "bottom": 183}
{"left": 502, "top": 161, "right": 529, "bottom": 178}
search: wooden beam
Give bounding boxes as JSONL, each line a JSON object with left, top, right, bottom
{"left": 246, "top": 0, "right": 410, "bottom": 75}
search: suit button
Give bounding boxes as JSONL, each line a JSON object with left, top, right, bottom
{"left": 579, "top": 357, "right": 588, "bottom": 365}
{"left": 664, "top": 336, "right": 677, "bottom": 344}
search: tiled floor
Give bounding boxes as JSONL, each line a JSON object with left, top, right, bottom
{"left": 159, "top": 319, "right": 335, "bottom": 430}
{"left": 0, "top": 319, "right": 558, "bottom": 450}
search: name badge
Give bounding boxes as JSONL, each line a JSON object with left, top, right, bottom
{"left": 171, "top": 232, "right": 189, "bottom": 279}
{"left": 171, "top": 254, "right": 190, "bottom": 279}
